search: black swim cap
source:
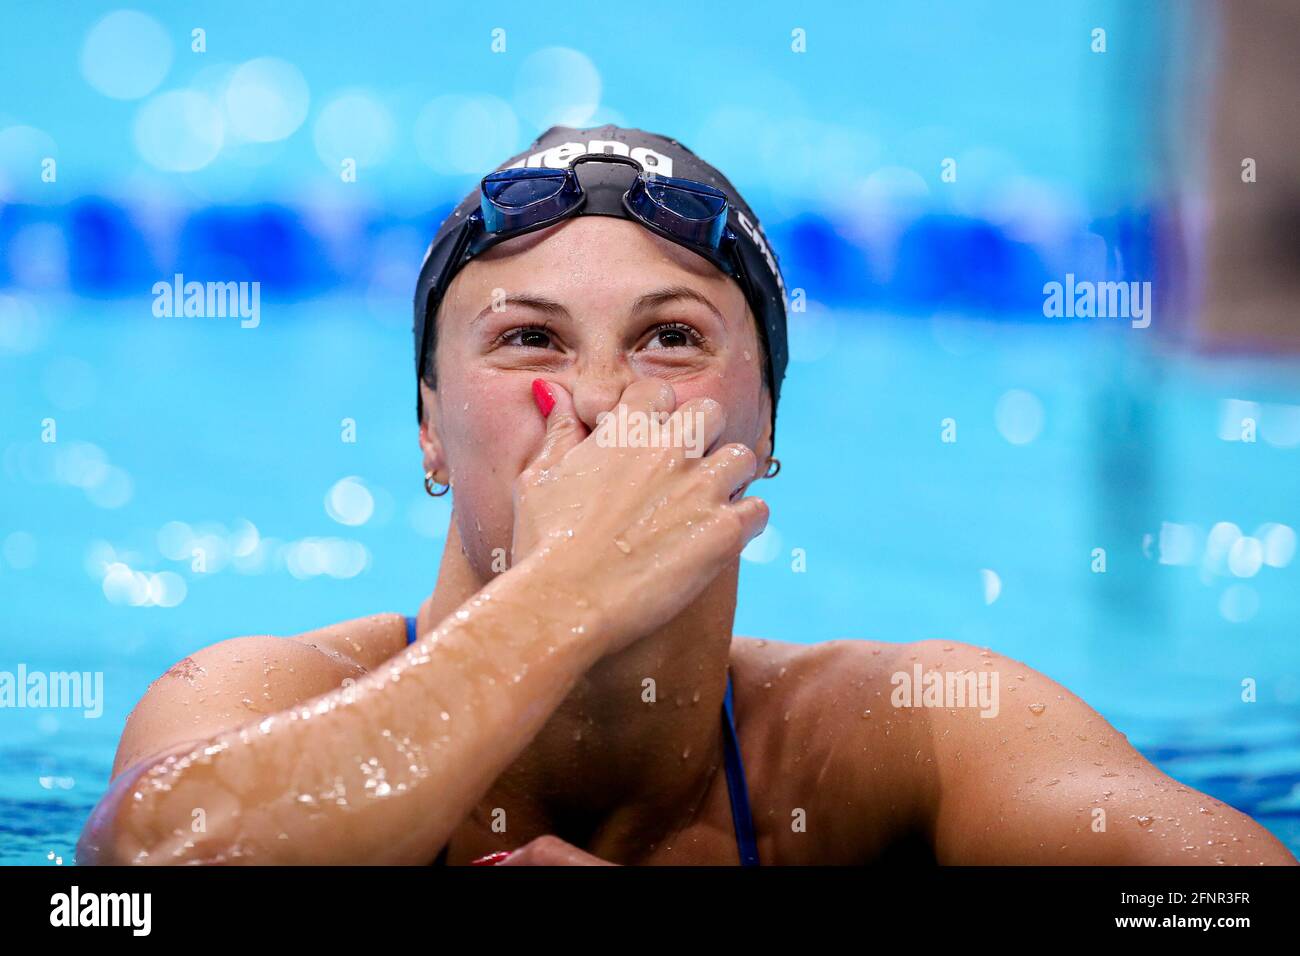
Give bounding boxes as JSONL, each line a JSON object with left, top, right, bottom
{"left": 414, "top": 124, "right": 789, "bottom": 440}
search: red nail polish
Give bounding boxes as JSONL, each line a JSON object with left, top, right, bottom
{"left": 470, "top": 851, "right": 511, "bottom": 866}
{"left": 532, "top": 379, "right": 555, "bottom": 418}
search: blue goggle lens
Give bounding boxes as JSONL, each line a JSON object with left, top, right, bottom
{"left": 480, "top": 168, "right": 579, "bottom": 232}
{"left": 478, "top": 163, "right": 729, "bottom": 254}
{"left": 628, "top": 175, "right": 729, "bottom": 249}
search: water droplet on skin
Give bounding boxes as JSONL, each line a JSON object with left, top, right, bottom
{"left": 1028, "top": 703, "right": 1046, "bottom": 715}
{"left": 1136, "top": 815, "right": 1154, "bottom": 828}
{"left": 681, "top": 747, "right": 691, "bottom": 760}
{"left": 862, "top": 710, "right": 872, "bottom": 718}
{"left": 613, "top": 536, "right": 632, "bottom": 554}
{"left": 691, "top": 689, "right": 700, "bottom": 703}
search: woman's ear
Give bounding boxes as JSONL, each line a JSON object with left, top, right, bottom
{"left": 418, "top": 380, "right": 449, "bottom": 483}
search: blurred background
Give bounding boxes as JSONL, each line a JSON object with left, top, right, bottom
{"left": 1, "top": 0, "right": 1297, "bottom": 863}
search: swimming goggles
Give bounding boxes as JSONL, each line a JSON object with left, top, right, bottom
{"left": 475, "top": 154, "right": 744, "bottom": 276}
{"left": 414, "top": 154, "right": 760, "bottom": 401}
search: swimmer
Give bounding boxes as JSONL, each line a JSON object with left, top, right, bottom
{"left": 78, "top": 126, "right": 1297, "bottom": 866}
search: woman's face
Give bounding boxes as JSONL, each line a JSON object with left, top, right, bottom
{"left": 420, "top": 214, "right": 772, "bottom": 579}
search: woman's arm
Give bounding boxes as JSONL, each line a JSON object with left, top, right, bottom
{"left": 910, "top": 641, "right": 1298, "bottom": 865}
{"left": 78, "top": 378, "right": 767, "bottom": 865}
{"left": 78, "top": 554, "right": 609, "bottom": 865}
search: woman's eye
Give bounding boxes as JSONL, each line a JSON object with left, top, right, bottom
{"left": 645, "top": 323, "right": 704, "bottom": 350}
{"left": 499, "top": 326, "right": 554, "bottom": 349}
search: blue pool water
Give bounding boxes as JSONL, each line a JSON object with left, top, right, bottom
{"left": 2, "top": 296, "right": 1298, "bottom": 864}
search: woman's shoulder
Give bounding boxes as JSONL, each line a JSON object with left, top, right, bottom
{"left": 726, "top": 635, "right": 1061, "bottom": 744}
{"left": 284, "top": 612, "right": 411, "bottom": 671}
{"left": 726, "top": 635, "right": 980, "bottom": 725}
{"left": 112, "top": 614, "right": 407, "bottom": 780}
{"left": 728, "top": 634, "right": 914, "bottom": 685}
{"left": 729, "top": 635, "right": 1011, "bottom": 682}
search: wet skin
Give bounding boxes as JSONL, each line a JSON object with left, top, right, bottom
{"left": 97, "top": 217, "right": 1297, "bottom": 866}
{"left": 114, "top": 610, "right": 1297, "bottom": 865}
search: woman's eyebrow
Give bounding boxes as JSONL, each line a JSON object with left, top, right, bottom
{"left": 631, "top": 285, "right": 723, "bottom": 322}
{"left": 472, "top": 293, "right": 570, "bottom": 326}
{"left": 471, "top": 285, "right": 723, "bottom": 326}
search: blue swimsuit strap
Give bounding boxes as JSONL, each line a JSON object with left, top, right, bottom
{"left": 721, "top": 669, "right": 761, "bottom": 866}
{"left": 405, "top": 615, "right": 760, "bottom": 866}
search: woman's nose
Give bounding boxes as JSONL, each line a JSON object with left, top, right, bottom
{"left": 567, "top": 363, "right": 637, "bottom": 433}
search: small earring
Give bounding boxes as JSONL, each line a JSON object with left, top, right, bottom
{"left": 424, "top": 471, "right": 450, "bottom": 497}
{"left": 763, "top": 457, "right": 781, "bottom": 479}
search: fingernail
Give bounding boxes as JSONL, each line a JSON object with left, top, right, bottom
{"left": 531, "top": 379, "right": 555, "bottom": 418}
{"left": 470, "top": 851, "right": 511, "bottom": 866}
